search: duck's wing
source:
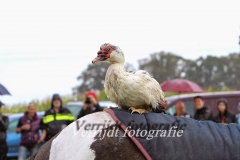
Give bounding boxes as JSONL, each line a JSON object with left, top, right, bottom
{"left": 129, "top": 70, "right": 153, "bottom": 78}
{"left": 128, "top": 70, "right": 165, "bottom": 105}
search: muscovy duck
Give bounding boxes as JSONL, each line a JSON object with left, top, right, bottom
{"left": 92, "top": 43, "right": 165, "bottom": 114}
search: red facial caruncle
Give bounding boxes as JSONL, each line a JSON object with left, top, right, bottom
{"left": 92, "top": 45, "right": 113, "bottom": 64}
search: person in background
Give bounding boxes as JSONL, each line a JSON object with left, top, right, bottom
{"left": 193, "top": 96, "right": 213, "bottom": 121}
{"left": 16, "top": 103, "right": 43, "bottom": 160}
{"left": 40, "top": 94, "right": 75, "bottom": 142}
{"left": 236, "top": 102, "right": 240, "bottom": 124}
{"left": 162, "top": 100, "right": 168, "bottom": 110}
{"left": 77, "top": 91, "right": 103, "bottom": 119}
{"left": 0, "top": 101, "right": 9, "bottom": 160}
{"left": 213, "top": 98, "right": 237, "bottom": 124}
{"left": 174, "top": 101, "right": 192, "bottom": 118}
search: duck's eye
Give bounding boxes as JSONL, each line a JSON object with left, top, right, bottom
{"left": 105, "top": 48, "right": 110, "bottom": 52}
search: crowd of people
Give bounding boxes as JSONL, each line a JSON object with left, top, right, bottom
{"left": 0, "top": 91, "right": 102, "bottom": 160}
{"left": 0, "top": 93, "right": 238, "bottom": 160}
{"left": 173, "top": 96, "right": 238, "bottom": 124}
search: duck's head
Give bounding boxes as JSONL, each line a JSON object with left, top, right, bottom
{"left": 92, "top": 43, "right": 125, "bottom": 64}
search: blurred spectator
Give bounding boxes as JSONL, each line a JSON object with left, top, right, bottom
{"left": 40, "top": 94, "right": 74, "bottom": 142}
{"left": 77, "top": 91, "right": 103, "bottom": 119}
{"left": 213, "top": 98, "right": 237, "bottom": 124}
{"left": 162, "top": 100, "right": 168, "bottom": 110}
{"left": 193, "top": 96, "right": 213, "bottom": 121}
{"left": 236, "top": 102, "right": 240, "bottom": 124}
{"left": 174, "top": 101, "right": 192, "bottom": 118}
{"left": 0, "top": 101, "right": 9, "bottom": 160}
{"left": 16, "top": 103, "right": 44, "bottom": 160}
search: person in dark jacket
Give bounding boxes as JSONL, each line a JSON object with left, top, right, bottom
{"left": 0, "top": 101, "right": 9, "bottom": 160}
{"left": 77, "top": 91, "right": 103, "bottom": 119}
{"left": 193, "top": 96, "right": 213, "bottom": 121}
{"left": 16, "top": 102, "right": 44, "bottom": 160}
{"left": 174, "top": 101, "right": 192, "bottom": 118}
{"left": 40, "top": 94, "right": 75, "bottom": 142}
{"left": 213, "top": 98, "right": 237, "bottom": 124}
{"left": 236, "top": 103, "right": 240, "bottom": 124}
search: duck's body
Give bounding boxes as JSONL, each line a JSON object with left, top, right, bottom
{"left": 92, "top": 43, "right": 165, "bottom": 113}
{"left": 105, "top": 63, "right": 164, "bottom": 111}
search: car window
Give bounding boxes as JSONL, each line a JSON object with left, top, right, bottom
{"left": 167, "top": 105, "right": 176, "bottom": 115}
{"left": 165, "top": 99, "right": 174, "bottom": 105}
{"left": 8, "top": 119, "right": 19, "bottom": 133}
{"left": 66, "top": 105, "right": 83, "bottom": 119}
{"left": 99, "top": 105, "right": 108, "bottom": 108}
{"left": 184, "top": 100, "right": 194, "bottom": 116}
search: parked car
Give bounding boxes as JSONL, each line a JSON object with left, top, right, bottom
{"left": 6, "top": 112, "right": 44, "bottom": 158}
{"left": 165, "top": 91, "right": 240, "bottom": 119}
{"left": 65, "top": 101, "right": 116, "bottom": 119}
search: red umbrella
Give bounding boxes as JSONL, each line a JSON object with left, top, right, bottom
{"left": 160, "top": 78, "right": 204, "bottom": 93}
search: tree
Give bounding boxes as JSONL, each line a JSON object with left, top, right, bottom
{"left": 74, "top": 52, "right": 240, "bottom": 95}
{"left": 74, "top": 62, "right": 136, "bottom": 94}
{"left": 138, "top": 51, "right": 240, "bottom": 90}
{"left": 138, "top": 52, "right": 191, "bottom": 84}
{"left": 125, "top": 62, "right": 136, "bottom": 72}
{"left": 74, "top": 62, "right": 110, "bottom": 94}
{"left": 185, "top": 53, "right": 240, "bottom": 90}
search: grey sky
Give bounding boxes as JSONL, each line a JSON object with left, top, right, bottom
{"left": 0, "top": 0, "right": 240, "bottom": 105}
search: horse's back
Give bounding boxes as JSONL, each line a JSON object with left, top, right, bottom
{"left": 28, "top": 112, "right": 145, "bottom": 160}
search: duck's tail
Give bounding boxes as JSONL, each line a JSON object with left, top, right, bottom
{"left": 152, "top": 102, "right": 166, "bottom": 114}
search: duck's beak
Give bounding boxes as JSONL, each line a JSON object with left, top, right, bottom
{"left": 92, "top": 57, "right": 100, "bottom": 64}
{"left": 92, "top": 50, "right": 106, "bottom": 64}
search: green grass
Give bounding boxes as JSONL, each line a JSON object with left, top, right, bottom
{"left": 2, "top": 95, "right": 75, "bottom": 114}
{"left": 2, "top": 87, "right": 234, "bottom": 114}
{"left": 2, "top": 91, "right": 110, "bottom": 114}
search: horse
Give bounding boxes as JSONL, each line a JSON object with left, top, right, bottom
{"left": 28, "top": 109, "right": 240, "bottom": 160}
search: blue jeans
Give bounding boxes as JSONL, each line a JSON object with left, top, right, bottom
{"left": 18, "top": 144, "right": 39, "bottom": 160}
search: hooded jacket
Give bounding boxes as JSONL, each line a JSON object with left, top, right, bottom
{"left": 213, "top": 98, "right": 237, "bottom": 124}
{"left": 40, "top": 94, "right": 75, "bottom": 141}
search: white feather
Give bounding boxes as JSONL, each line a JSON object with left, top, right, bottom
{"left": 102, "top": 45, "right": 165, "bottom": 110}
